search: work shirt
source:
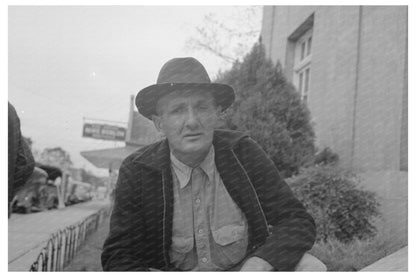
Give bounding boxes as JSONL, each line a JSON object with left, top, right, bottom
{"left": 169, "top": 146, "right": 248, "bottom": 271}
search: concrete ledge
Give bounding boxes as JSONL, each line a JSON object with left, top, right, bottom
{"left": 360, "top": 246, "right": 408, "bottom": 271}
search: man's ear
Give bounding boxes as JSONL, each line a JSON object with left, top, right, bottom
{"left": 216, "top": 106, "right": 224, "bottom": 118}
{"left": 152, "top": 114, "right": 163, "bottom": 132}
{"left": 214, "top": 106, "right": 225, "bottom": 129}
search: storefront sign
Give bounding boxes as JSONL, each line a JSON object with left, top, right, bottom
{"left": 82, "top": 123, "right": 126, "bottom": 141}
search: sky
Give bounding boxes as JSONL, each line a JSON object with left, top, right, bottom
{"left": 8, "top": 5, "right": 262, "bottom": 176}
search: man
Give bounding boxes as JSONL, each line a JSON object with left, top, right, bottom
{"left": 8, "top": 102, "right": 35, "bottom": 217}
{"left": 102, "top": 57, "right": 323, "bottom": 271}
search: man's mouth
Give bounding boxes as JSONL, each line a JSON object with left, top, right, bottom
{"left": 183, "top": 133, "right": 203, "bottom": 138}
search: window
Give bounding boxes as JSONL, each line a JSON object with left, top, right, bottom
{"left": 293, "top": 28, "right": 313, "bottom": 102}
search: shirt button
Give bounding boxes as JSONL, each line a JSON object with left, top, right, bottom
{"left": 201, "top": 257, "right": 208, "bottom": 263}
{"left": 198, "top": 229, "right": 203, "bottom": 234}
{"left": 195, "top": 198, "right": 201, "bottom": 204}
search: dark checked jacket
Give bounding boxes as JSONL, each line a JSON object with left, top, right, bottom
{"left": 101, "top": 129, "right": 316, "bottom": 271}
{"left": 8, "top": 102, "right": 34, "bottom": 217}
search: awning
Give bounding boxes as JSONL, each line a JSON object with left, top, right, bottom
{"left": 80, "top": 145, "right": 141, "bottom": 169}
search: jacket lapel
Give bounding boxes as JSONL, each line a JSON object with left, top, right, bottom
{"left": 213, "top": 134, "right": 269, "bottom": 249}
{"left": 133, "top": 140, "right": 174, "bottom": 268}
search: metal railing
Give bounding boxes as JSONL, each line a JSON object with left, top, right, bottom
{"left": 29, "top": 207, "right": 110, "bottom": 271}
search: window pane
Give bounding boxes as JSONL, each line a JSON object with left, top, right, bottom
{"left": 299, "top": 72, "right": 304, "bottom": 94}
{"left": 301, "top": 42, "right": 306, "bottom": 60}
{"left": 307, "top": 37, "right": 312, "bottom": 56}
{"left": 305, "top": 68, "right": 310, "bottom": 93}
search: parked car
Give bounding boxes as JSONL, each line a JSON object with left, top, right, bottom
{"left": 37, "top": 164, "right": 62, "bottom": 208}
{"left": 11, "top": 165, "right": 62, "bottom": 214}
{"left": 11, "top": 167, "right": 48, "bottom": 213}
{"left": 65, "top": 180, "right": 93, "bottom": 205}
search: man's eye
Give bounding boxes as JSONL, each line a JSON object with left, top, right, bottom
{"left": 197, "top": 105, "right": 209, "bottom": 111}
{"left": 171, "top": 107, "right": 184, "bottom": 114}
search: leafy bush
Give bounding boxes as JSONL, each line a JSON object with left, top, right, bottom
{"left": 309, "top": 226, "right": 407, "bottom": 271}
{"left": 215, "top": 42, "right": 315, "bottom": 177}
{"left": 314, "top": 147, "right": 339, "bottom": 165}
{"left": 287, "top": 165, "right": 380, "bottom": 243}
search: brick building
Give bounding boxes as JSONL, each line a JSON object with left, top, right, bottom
{"left": 261, "top": 6, "right": 407, "bottom": 242}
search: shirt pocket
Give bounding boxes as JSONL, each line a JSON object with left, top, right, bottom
{"left": 211, "top": 223, "right": 245, "bottom": 246}
{"left": 171, "top": 236, "right": 194, "bottom": 253}
{"left": 210, "top": 223, "right": 248, "bottom": 268}
{"left": 169, "top": 235, "right": 195, "bottom": 270}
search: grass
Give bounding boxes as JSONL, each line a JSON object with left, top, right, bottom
{"left": 309, "top": 225, "right": 407, "bottom": 271}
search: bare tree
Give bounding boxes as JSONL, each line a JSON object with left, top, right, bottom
{"left": 185, "top": 6, "right": 262, "bottom": 67}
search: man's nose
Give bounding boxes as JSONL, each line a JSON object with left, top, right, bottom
{"left": 184, "top": 107, "right": 200, "bottom": 127}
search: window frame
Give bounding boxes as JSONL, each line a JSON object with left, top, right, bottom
{"left": 293, "top": 28, "right": 313, "bottom": 102}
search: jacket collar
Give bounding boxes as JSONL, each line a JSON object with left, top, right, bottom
{"left": 131, "top": 129, "right": 248, "bottom": 172}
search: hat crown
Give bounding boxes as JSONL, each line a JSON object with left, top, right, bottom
{"left": 156, "top": 57, "right": 211, "bottom": 84}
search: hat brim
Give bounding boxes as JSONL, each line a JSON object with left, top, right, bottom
{"left": 136, "top": 83, "right": 235, "bottom": 120}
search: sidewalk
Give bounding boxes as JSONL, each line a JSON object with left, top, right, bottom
{"left": 360, "top": 246, "right": 408, "bottom": 271}
{"left": 8, "top": 199, "right": 111, "bottom": 271}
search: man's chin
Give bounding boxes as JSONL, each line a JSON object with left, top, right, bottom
{"left": 181, "top": 141, "right": 210, "bottom": 154}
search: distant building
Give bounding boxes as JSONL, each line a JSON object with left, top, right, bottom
{"left": 261, "top": 6, "right": 407, "bottom": 242}
{"left": 126, "top": 95, "right": 163, "bottom": 147}
{"left": 81, "top": 96, "right": 162, "bottom": 170}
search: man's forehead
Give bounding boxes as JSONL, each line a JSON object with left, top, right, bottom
{"left": 158, "top": 90, "right": 215, "bottom": 105}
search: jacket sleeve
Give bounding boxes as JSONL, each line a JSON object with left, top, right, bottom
{"left": 13, "top": 137, "right": 35, "bottom": 192}
{"left": 238, "top": 137, "right": 316, "bottom": 271}
{"left": 8, "top": 102, "right": 34, "bottom": 204}
{"left": 101, "top": 158, "right": 149, "bottom": 271}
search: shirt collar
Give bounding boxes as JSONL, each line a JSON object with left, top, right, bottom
{"left": 170, "top": 146, "right": 215, "bottom": 189}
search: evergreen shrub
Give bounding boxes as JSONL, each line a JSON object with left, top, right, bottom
{"left": 288, "top": 165, "right": 380, "bottom": 243}
{"left": 216, "top": 42, "right": 315, "bottom": 177}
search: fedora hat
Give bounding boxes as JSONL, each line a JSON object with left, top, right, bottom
{"left": 136, "top": 57, "right": 235, "bottom": 119}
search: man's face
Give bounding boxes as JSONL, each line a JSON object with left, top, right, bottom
{"left": 152, "top": 90, "right": 221, "bottom": 160}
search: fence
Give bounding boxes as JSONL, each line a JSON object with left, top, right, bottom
{"left": 29, "top": 206, "right": 111, "bottom": 271}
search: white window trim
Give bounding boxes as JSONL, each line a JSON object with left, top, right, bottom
{"left": 293, "top": 28, "right": 313, "bottom": 102}
{"left": 295, "top": 65, "right": 311, "bottom": 102}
